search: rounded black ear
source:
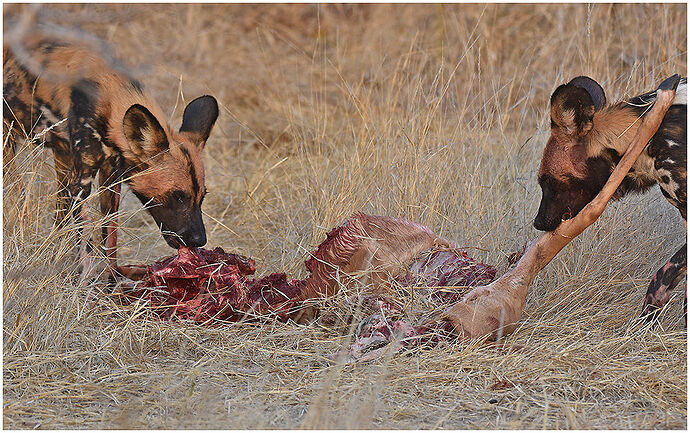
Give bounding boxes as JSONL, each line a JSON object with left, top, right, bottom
{"left": 122, "top": 104, "right": 169, "bottom": 161}
{"left": 550, "top": 83, "right": 597, "bottom": 136}
{"left": 568, "top": 76, "right": 606, "bottom": 111}
{"left": 179, "top": 95, "right": 219, "bottom": 144}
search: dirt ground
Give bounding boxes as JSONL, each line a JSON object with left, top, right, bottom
{"left": 3, "top": 3, "right": 687, "bottom": 429}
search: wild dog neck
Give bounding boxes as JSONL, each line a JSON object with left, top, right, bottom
{"left": 585, "top": 103, "right": 657, "bottom": 197}
{"left": 587, "top": 104, "right": 644, "bottom": 158}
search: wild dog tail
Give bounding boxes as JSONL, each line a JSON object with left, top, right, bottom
{"left": 628, "top": 77, "right": 687, "bottom": 107}
{"left": 4, "top": 8, "right": 140, "bottom": 86}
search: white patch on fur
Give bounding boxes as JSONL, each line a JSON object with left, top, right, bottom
{"left": 673, "top": 80, "right": 686, "bottom": 105}
{"left": 667, "top": 140, "right": 680, "bottom": 148}
{"left": 39, "top": 105, "right": 61, "bottom": 124}
{"left": 84, "top": 123, "right": 103, "bottom": 142}
{"left": 656, "top": 168, "right": 680, "bottom": 200}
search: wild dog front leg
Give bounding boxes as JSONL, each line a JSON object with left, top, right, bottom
{"left": 98, "top": 159, "right": 122, "bottom": 281}
{"left": 52, "top": 142, "right": 99, "bottom": 272}
{"left": 51, "top": 142, "right": 74, "bottom": 227}
{"left": 68, "top": 125, "right": 106, "bottom": 279}
{"left": 97, "top": 158, "right": 152, "bottom": 282}
{"left": 68, "top": 79, "right": 119, "bottom": 282}
{"left": 64, "top": 163, "right": 99, "bottom": 281}
{"left": 641, "top": 242, "right": 687, "bottom": 322}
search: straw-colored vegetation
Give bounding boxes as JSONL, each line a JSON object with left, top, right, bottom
{"left": 3, "top": 3, "right": 686, "bottom": 429}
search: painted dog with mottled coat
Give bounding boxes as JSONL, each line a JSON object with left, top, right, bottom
{"left": 3, "top": 32, "right": 219, "bottom": 277}
{"left": 534, "top": 75, "right": 686, "bottom": 321}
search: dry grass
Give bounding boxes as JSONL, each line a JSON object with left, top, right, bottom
{"left": 3, "top": 3, "right": 687, "bottom": 429}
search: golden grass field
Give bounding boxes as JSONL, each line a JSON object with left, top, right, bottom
{"left": 3, "top": 3, "right": 687, "bottom": 429}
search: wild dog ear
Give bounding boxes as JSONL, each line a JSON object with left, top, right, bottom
{"left": 122, "top": 104, "right": 169, "bottom": 162}
{"left": 179, "top": 95, "right": 219, "bottom": 147}
{"left": 568, "top": 76, "right": 606, "bottom": 111}
{"left": 550, "top": 77, "right": 606, "bottom": 136}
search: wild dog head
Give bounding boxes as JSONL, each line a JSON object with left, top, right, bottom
{"left": 534, "top": 76, "right": 610, "bottom": 231}
{"left": 121, "top": 95, "right": 219, "bottom": 248}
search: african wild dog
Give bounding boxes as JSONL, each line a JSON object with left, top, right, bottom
{"left": 534, "top": 75, "right": 687, "bottom": 320}
{"left": 3, "top": 32, "right": 219, "bottom": 277}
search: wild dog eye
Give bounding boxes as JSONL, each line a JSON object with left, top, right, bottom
{"left": 171, "top": 190, "right": 189, "bottom": 205}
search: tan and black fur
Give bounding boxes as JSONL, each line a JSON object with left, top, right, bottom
{"left": 3, "top": 32, "right": 219, "bottom": 276}
{"left": 535, "top": 76, "right": 687, "bottom": 321}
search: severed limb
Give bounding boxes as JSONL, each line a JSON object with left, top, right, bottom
{"left": 441, "top": 74, "right": 682, "bottom": 340}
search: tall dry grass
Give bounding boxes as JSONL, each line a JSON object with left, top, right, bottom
{"left": 3, "top": 3, "right": 687, "bottom": 428}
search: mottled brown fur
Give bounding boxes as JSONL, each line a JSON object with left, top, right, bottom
{"left": 536, "top": 75, "right": 687, "bottom": 321}
{"left": 3, "top": 32, "right": 219, "bottom": 275}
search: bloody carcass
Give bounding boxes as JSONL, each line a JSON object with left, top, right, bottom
{"left": 125, "top": 212, "right": 496, "bottom": 328}
{"left": 128, "top": 246, "right": 306, "bottom": 323}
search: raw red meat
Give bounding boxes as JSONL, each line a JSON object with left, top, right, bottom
{"left": 128, "top": 246, "right": 305, "bottom": 323}
{"left": 395, "top": 247, "right": 496, "bottom": 301}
